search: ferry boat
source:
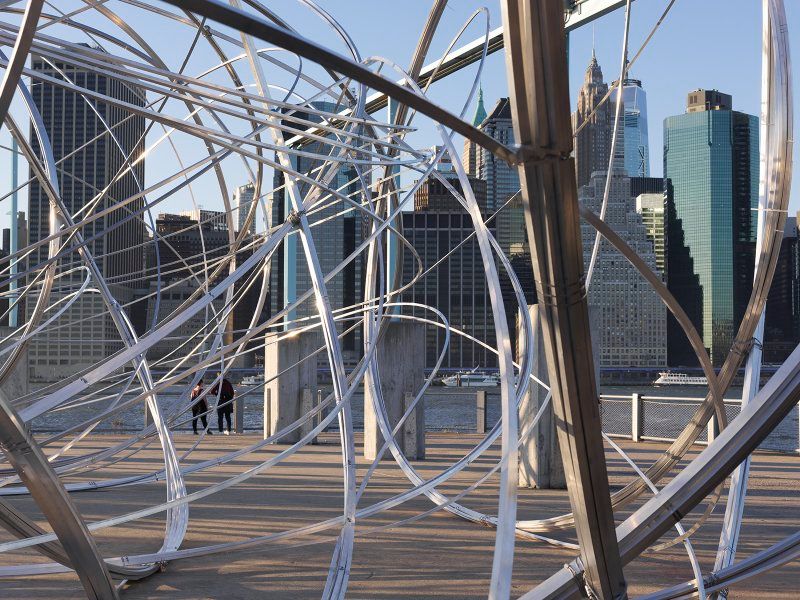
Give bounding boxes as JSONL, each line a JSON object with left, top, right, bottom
{"left": 241, "top": 374, "right": 265, "bottom": 387}
{"left": 653, "top": 371, "right": 708, "bottom": 386}
{"left": 441, "top": 373, "right": 499, "bottom": 387}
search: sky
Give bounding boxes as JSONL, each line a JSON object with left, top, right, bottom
{"left": 0, "top": 0, "right": 798, "bottom": 231}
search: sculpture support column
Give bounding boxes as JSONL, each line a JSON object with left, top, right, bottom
{"left": 264, "top": 332, "right": 318, "bottom": 443}
{"left": 364, "top": 322, "right": 425, "bottom": 460}
{"left": 500, "top": 1, "right": 627, "bottom": 597}
{"left": 518, "top": 305, "right": 565, "bottom": 489}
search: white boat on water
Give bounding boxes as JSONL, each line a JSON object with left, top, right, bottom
{"left": 653, "top": 371, "right": 708, "bottom": 386}
{"left": 441, "top": 373, "right": 499, "bottom": 387}
{"left": 241, "top": 374, "right": 265, "bottom": 387}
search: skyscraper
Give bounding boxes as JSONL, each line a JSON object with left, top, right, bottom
{"left": 469, "top": 98, "right": 519, "bottom": 212}
{"left": 463, "top": 95, "right": 535, "bottom": 357}
{"left": 235, "top": 183, "right": 256, "bottom": 236}
{"left": 579, "top": 170, "right": 667, "bottom": 368}
{"left": 144, "top": 213, "right": 230, "bottom": 361}
{"left": 573, "top": 51, "right": 616, "bottom": 188}
{"left": 664, "top": 89, "right": 758, "bottom": 366}
{"left": 620, "top": 73, "right": 650, "bottom": 177}
{"left": 763, "top": 217, "right": 800, "bottom": 363}
{"left": 462, "top": 87, "right": 487, "bottom": 177}
{"left": 28, "top": 50, "right": 146, "bottom": 380}
{"left": 270, "top": 102, "right": 364, "bottom": 366}
{"left": 573, "top": 54, "right": 666, "bottom": 368}
{"left": 635, "top": 193, "right": 665, "bottom": 276}
{"left": 402, "top": 176, "right": 494, "bottom": 369}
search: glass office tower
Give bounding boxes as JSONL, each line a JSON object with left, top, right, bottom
{"left": 664, "top": 90, "right": 758, "bottom": 366}
{"left": 622, "top": 75, "right": 650, "bottom": 177}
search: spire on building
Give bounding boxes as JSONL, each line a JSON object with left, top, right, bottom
{"left": 586, "top": 51, "right": 603, "bottom": 84}
{"left": 472, "top": 86, "right": 487, "bottom": 126}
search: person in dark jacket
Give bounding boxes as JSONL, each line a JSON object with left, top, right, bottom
{"left": 190, "top": 378, "right": 211, "bottom": 435}
{"left": 211, "top": 374, "right": 235, "bottom": 435}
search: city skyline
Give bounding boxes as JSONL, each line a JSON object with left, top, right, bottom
{"left": 1, "top": 1, "right": 799, "bottom": 231}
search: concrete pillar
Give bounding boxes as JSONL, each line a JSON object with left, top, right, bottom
{"left": 299, "top": 387, "right": 317, "bottom": 444}
{"left": 402, "top": 392, "right": 424, "bottom": 459}
{"left": 264, "top": 331, "right": 318, "bottom": 443}
{"left": 476, "top": 390, "right": 487, "bottom": 434}
{"left": 518, "top": 305, "right": 566, "bottom": 489}
{"left": 364, "top": 321, "right": 425, "bottom": 460}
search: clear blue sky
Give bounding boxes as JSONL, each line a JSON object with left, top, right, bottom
{"left": 0, "top": 0, "right": 798, "bottom": 228}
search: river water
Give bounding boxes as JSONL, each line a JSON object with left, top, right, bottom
{"left": 29, "top": 384, "right": 800, "bottom": 453}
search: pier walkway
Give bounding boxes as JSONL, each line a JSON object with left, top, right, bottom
{"left": 0, "top": 434, "right": 797, "bottom": 599}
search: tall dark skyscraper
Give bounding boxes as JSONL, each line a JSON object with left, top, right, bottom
{"left": 664, "top": 89, "right": 758, "bottom": 366}
{"left": 402, "top": 176, "right": 494, "bottom": 369}
{"left": 28, "top": 49, "right": 146, "bottom": 380}
{"left": 763, "top": 217, "right": 800, "bottom": 363}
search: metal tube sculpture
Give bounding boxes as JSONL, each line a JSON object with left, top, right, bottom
{"left": 0, "top": 0, "right": 792, "bottom": 598}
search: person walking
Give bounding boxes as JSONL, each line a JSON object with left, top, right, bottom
{"left": 190, "top": 378, "right": 211, "bottom": 435}
{"left": 212, "top": 374, "right": 235, "bottom": 435}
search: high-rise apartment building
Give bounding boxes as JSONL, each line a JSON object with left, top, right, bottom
{"left": 235, "top": 183, "right": 256, "bottom": 236}
{"left": 664, "top": 89, "right": 758, "bottom": 366}
{"left": 28, "top": 50, "right": 146, "bottom": 380}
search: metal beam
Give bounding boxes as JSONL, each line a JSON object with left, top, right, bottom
{"left": 0, "top": 392, "right": 118, "bottom": 599}
{"left": 500, "top": 1, "right": 627, "bottom": 598}
{"left": 284, "top": 0, "right": 634, "bottom": 147}
{"left": 362, "top": 0, "right": 633, "bottom": 115}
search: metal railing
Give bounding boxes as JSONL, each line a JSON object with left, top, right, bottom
{"left": 599, "top": 393, "right": 800, "bottom": 454}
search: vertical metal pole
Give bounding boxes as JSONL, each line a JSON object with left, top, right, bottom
{"left": 9, "top": 137, "right": 18, "bottom": 328}
{"left": 631, "top": 393, "right": 641, "bottom": 442}
{"left": 317, "top": 388, "right": 324, "bottom": 434}
{"left": 500, "top": 1, "right": 627, "bottom": 598}
{"left": 476, "top": 389, "right": 486, "bottom": 434}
